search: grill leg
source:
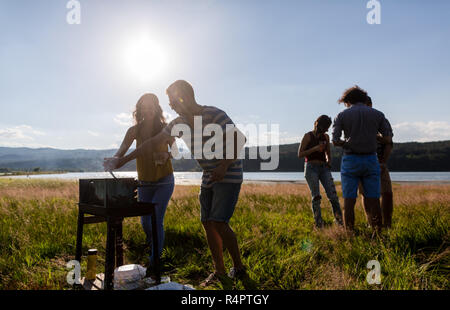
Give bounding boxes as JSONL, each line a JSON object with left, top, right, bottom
{"left": 75, "top": 211, "right": 84, "bottom": 263}
{"left": 150, "top": 207, "right": 161, "bottom": 284}
{"left": 115, "top": 218, "right": 124, "bottom": 267}
{"left": 105, "top": 217, "right": 116, "bottom": 290}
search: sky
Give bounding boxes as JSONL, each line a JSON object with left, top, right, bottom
{"left": 0, "top": 0, "right": 449, "bottom": 150}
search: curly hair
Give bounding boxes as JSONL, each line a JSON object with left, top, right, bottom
{"left": 338, "top": 85, "right": 368, "bottom": 105}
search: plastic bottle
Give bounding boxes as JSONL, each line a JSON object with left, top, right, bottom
{"left": 86, "top": 249, "right": 98, "bottom": 280}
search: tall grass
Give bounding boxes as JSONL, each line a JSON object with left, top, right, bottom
{"left": 0, "top": 179, "right": 448, "bottom": 290}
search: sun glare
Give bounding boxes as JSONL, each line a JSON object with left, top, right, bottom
{"left": 123, "top": 36, "right": 167, "bottom": 83}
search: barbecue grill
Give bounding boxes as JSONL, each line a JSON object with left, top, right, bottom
{"left": 75, "top": 178, "right": 160, "bottom": 290}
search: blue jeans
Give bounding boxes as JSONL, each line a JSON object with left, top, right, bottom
{"left": 341, "top": 154, "right": 380, "bottom": 199}
{"left": 137, "top": 174, "right": 175, "bottom": 266}
{"left": 304, "top": 162, "right": 343, "bottom": 227}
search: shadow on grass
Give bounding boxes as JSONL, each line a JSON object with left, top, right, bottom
{"left": 121, "top": 228, "right": 261, "bottom": 289}
{"left": 125, "top": 229, "right": 207, "bottom": 276}
{"left": 164, "top": 229, "right": 206, "bottom": 261}
{"left": 234, "top": 272, "right": 259, "bottom": 290}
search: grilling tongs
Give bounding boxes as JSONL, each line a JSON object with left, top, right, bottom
{"left": 109, "top": 171, "right": 118, "bottom": 180}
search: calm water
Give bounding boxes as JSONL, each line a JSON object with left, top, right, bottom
{"left": 2, "top": 171, "right": 450, "bottom": 185}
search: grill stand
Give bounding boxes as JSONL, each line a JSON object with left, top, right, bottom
{"left": 75, "top": 202, "right": 160, "bottom": 290}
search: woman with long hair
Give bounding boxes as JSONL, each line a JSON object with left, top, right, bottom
{"left": 113, "top": 93, "right": 175, "bottom": 273}
{"left": 298, "top": 115, "right": 343, "bottom": 228}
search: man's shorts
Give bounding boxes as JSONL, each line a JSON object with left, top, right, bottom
{"left": 359, "top": 164, "right": 392, "bottom": 196}
{"left": 341, "top": 154, "right": 381, "bottom": 199}
{"left": 199, "top": 182, "right": 242, "bottom": 223}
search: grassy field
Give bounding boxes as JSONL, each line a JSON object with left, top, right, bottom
{"left": 0, "top": 178, "right": 448, "bottom": 290}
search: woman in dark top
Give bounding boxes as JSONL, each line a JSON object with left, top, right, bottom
{"left": 298, "top": 115, "right": 343, "bottom": 228}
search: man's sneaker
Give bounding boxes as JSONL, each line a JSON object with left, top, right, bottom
{"left": 228, "top": 267, "right": 248, "bottom": 280}
{"left": 200, "top": 272, "right": 232, "bottom": 289}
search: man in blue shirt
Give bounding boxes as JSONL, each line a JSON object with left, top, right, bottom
{"left": 332, "top": 86, "right": 393, "bottom": 232}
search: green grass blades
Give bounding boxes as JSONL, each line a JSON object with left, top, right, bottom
{"left": 0, "top": 179, "right": 448, "bottom": 290}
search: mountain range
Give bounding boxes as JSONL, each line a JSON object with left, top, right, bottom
{"left": 1, "top": 140, "right": 449, "bottom": 172}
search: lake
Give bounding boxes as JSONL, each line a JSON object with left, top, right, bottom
{"left": 2, "top": 171, "right": 450, "bottom": 185}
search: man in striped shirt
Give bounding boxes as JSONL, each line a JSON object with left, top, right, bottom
{"left": 106, "top": 80, "right": 247, "bottom": 288}
{"left": 161, "top": 105, "right": 244, "bottom": 188}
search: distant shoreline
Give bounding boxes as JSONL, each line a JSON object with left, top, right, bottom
{"left": 0, "top": 171, "right": 69, "bottom": 177}
{"left": 1, "top": 171, "right": 450, "bottom": 185}
{"left": 242, "top": 180, "right": 450, "bottom": 185}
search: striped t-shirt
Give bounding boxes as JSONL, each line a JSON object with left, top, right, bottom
{"left": 162, "top": 106, "right": 243, "bottom": 188}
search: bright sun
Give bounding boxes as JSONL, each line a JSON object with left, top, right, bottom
{"left": 123, "top": 36, "right": 167, "bottom": 83}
